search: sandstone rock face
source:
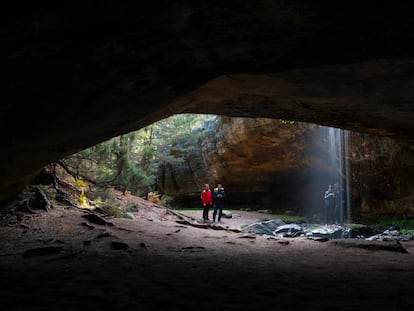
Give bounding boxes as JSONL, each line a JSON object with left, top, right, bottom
{"left": 159, "top": 118, "right": 327, "bottom": 214}
{"left": 349, "top": 134, "right": 414, "bottom": 220}
{"left": 2, "top": 2, "right": 414, "bottom": 203}
{"left": 157, "top": 117, "right": 414, "bottom": 221}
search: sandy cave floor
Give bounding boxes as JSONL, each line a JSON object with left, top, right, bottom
{"left": 0, "top": 201, "right": 413, "bottom": 311}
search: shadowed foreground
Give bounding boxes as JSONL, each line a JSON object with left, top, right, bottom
{"left": 0, "top": 205, "right": 413, "bottom": 310}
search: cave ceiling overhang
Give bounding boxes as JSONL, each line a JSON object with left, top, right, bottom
{"left": 1, "top": 1, "right": 414, "bottom": 203}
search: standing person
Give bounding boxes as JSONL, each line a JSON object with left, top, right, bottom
{"left": 333, "top": 182, "right": 340, "bottom": 225}
{"left": 201, "top": 184, "right": 213, "bottom": 222}
{"left": 213, "top": 183, "right": 225, "bottom": 223}
{"left": 324, "top": 184, "right": 335, "bottom": 225}
{"left": 333, "top": 182, "right": 345, "bottom": 225}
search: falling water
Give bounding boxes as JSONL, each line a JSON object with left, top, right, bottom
{"left": 343, "top": 130, "right": 351, "bottom": 226}
{"left": 318, "top": 125, "right": 351, "bottom": 226}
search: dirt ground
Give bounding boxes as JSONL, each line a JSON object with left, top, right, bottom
{"left": 1, "top": 197, "right": 413, "bottom": 311}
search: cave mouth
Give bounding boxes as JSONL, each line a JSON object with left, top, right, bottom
{"left": 1, "top": 116, "right": 413, "bottom": 311}
{"left": 56, "top": 115, "right": 352, "bottom": 221}
{"left": 20, "top": 113, "right": 412, "bottom": 242}
{"left": 2, "top": 109, "right": 412, "bottom": 251}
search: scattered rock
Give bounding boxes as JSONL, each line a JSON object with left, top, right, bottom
{"left": 366, "top": 228, "right": 414, "bottom": 241}
{"left": 274, "top": 224, "right": 303, "bottom": 237}
{"left": 222, "top": 210, "right": 232, "bottom": 218}
{"left": 306, "top": 225, "right": 343, "bottom": 239}
{"left": 242, "top": 219, "right": 286, "bottom": 235}
{"left": 345, "top": 224, "right": 374, "bottom": 238}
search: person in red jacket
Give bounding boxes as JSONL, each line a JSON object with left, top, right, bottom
{"left": 201, "top": 184, "right": 213, "bottom": 222}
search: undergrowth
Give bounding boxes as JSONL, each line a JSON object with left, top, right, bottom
{"left": 370, "top": 218, "right": 414, "bottom": 232}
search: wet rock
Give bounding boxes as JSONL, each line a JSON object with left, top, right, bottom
{"left": 366, "top": 228, "right": 414, "bottom": 241}
{"left": 242, "top": 219, "right": 285, "bottom": 235}
{"left": 307, "top": 225, "right": 343, "bottom": 239}
{"left": 274, "top": 224, "right": 304, "bottom": 237}
{"left": 345, "top": 224, "right": 374, "bottom": 238}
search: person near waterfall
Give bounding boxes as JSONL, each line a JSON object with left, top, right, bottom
{"left": 213, "top": 183, "right": 226, "bottom": 223}
{"left": 333, "top": 182, "right": 345, "bottom": 225}
{"left": 201, "top": 184, "right": 213, "bottom": 222}
{"left": 324, "top": 184, "right": 335, "bottom": 225}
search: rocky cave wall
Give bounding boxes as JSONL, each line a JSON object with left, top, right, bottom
{"left": 157, "top": 117, "right": 414, "bottom": 221}
{"left": 2, "top": 2, "right": 414, "bottom": 205}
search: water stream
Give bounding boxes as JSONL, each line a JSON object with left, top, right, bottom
{"left": 318, "top": 125, "right": 351, "bottom": 226}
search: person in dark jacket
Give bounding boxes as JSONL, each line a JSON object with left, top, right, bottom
{"left": 213, "top": 183, "right": 225, "bottom": 223}
{"left": 324, "top": 184, "right": 335, "bottom": 225}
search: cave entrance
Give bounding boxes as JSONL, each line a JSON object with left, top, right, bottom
{"left": 29, "top": 112, "right": 412, "bottom": 242}
{"left": 51, "top": 114, "right": 365, "bottom": 240}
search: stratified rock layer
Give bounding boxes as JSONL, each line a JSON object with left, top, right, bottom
{"left": 157, "top": 117, "right": 414, "bottom": 220}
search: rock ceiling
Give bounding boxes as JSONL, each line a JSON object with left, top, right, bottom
{"left": 1, "top": 1, "right": 414, "bottom": 203}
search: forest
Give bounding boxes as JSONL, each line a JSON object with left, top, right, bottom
{"left": 59, "top": 114, "right": 214, "bottom": 206}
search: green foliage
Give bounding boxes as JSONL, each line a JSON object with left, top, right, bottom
{"left": 349, "top": 223, "right": 360, "bottom": 230}
{"left": 279, "top": 119, "right": 295, "bottom": 125}
{"left": 89, "top": 189, "right": 123, "bottom": 217}
{"left": 91, "top": 188, "right": 114, "bottom": 202}
{"left": 92, "top": 197, "right": 103, "bottom": 206}
{"left": 124, "top": 200, "right": 139, "bottom": 212}
{"left": 120, "top": 211, "right": 134, "bottom": 219}
{"left": 371, "top": 218, "right": 414, "bottom": 231}
{"left": 101, "top": 204, "right": 123, "bottom": 218}
{"left": 63, "top": 114, "right": 215, "bottom": 199}
{"left": 160, "top": 194, "right": 174, "bottom": 207}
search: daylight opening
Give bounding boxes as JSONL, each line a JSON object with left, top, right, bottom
{"left": 52, "top": 114, "right": 414, "bottom": 241}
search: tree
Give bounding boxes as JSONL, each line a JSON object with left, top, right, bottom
{"left": 61, "top": 114, "right": 215, "bottom": 197}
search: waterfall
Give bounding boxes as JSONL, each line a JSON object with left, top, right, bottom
{"left": 318, "top": 125, "right": 351, "bottom": 226}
